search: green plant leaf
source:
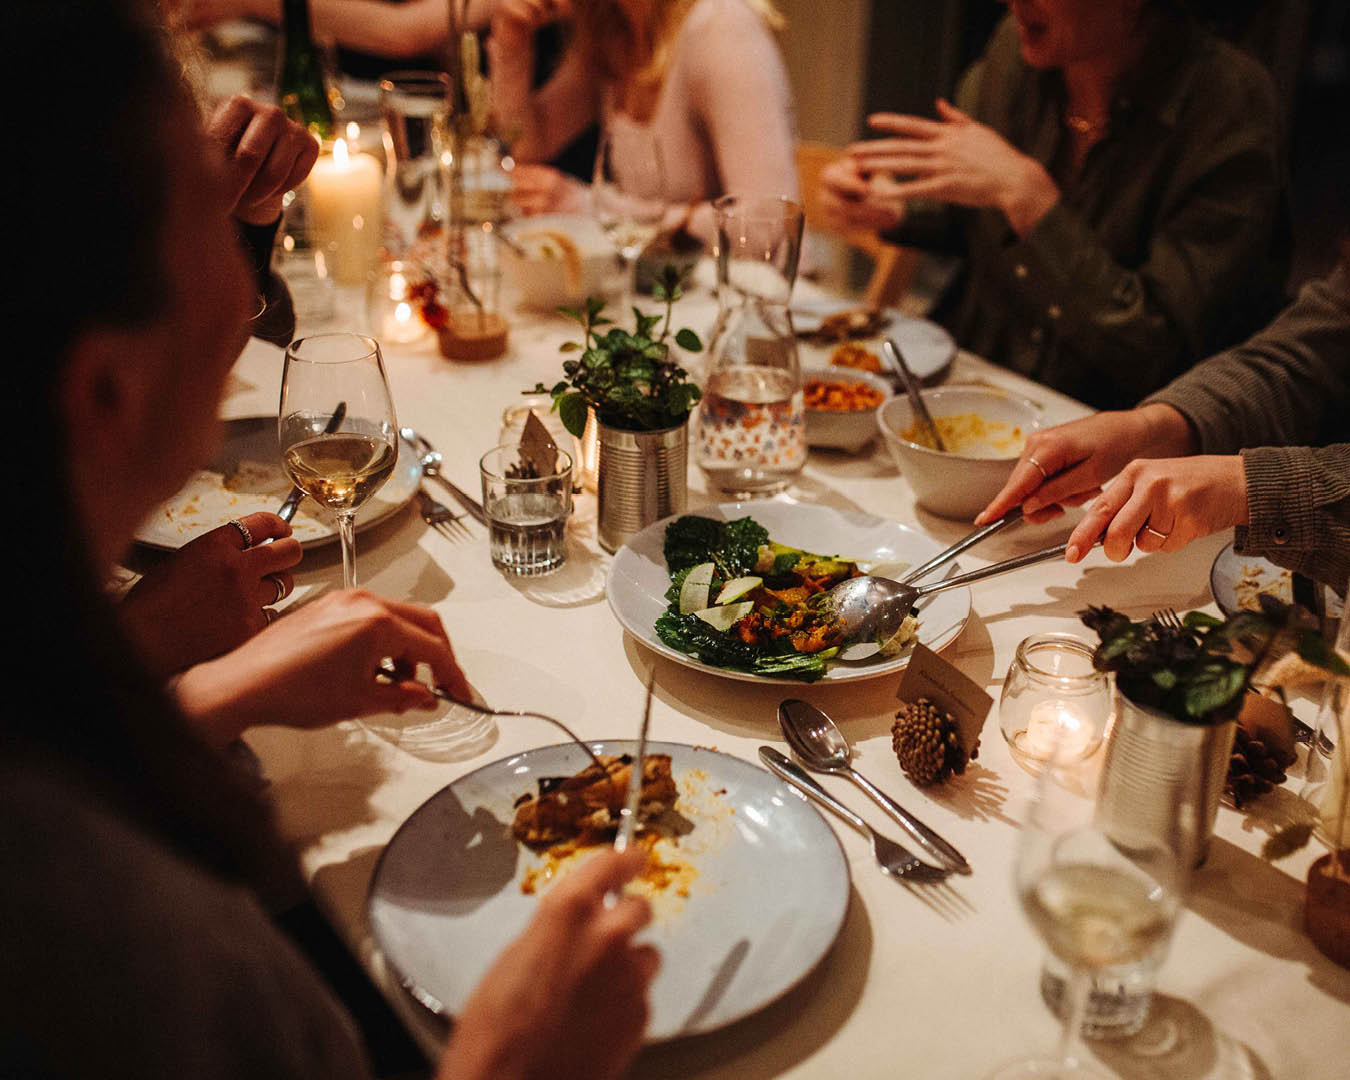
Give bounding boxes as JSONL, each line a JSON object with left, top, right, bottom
{"left": 1296, "top": 628, "right": 1350, "bottom": 677}
{"left": 559, "top": 341, "right": 581, "bottom": 352}
{"left": 1182, "top": 660, "right": 1248, "bottom": 721}
{"left": 558, "top": 392, "right": 589, "bottom": 438}
{"left": 1184, "top": 611, "right": 1222, "bottom": 630}
{"left": 675, "top": 328, "right": 703, "bottom": 352}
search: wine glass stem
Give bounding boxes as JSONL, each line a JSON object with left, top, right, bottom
{"left": 338, "top": 511, "right": 358, "bottom": 589}
{"left": 1056, "top": 968, "right": 1093, "bottom": 1067}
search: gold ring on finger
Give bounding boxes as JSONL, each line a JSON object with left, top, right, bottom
{"left": 264, "top": 607, "right": 277, "bottom": 624}
{"left": 1028, "top": 456, "right": 1049, "bottom": 481}
{"left": 268, "top": 574, "right": 287, "bottom": 605}
{"left": 1142, "top": 525, "right": 1169, "bottom": 542}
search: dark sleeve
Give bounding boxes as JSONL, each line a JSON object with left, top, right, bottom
{"left": 994, "top": 50, "right": 1284, "bottom": 398}
{"left": 1238, "top": 444, "right": 1350, "bottom": 590}
{"left": 0, "top": 774, "right": 371, "bottom": 1080}
{"left": 237, "top": 218, "right": 297, "bottom": 348}
{"left": 1146, "top": 260, "right": 1350, "bottom": 451}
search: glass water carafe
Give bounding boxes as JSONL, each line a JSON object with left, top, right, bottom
{"left": 379, "top": 71, "right": 452, "bottom": 257}
{"left": 695, "top": 195, "right": 806, "bottom": 498}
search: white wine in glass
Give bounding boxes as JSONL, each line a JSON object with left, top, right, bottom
{"left": 987, "top": 735, "right": 1203, "bottom": 1079}
{"left": 592, "top": 124, "right": 666, "bottom": 292}
{"left": 280, "top": 333, "right": 397, "bottom": 589}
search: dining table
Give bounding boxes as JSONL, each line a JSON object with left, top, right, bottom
{"left": 212, "top": 263, "right": 1350, "bottom": 1080}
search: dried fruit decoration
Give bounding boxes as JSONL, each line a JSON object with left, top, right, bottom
{"left": 892, "top": 698, "right": 977, "bottom": 786}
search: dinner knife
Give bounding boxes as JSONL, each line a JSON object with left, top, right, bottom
{"left": 277, "top": 400, "right": 347, "bottom": 523}
{"left": 614, "top": 674, "right": 655, "bottom": 855}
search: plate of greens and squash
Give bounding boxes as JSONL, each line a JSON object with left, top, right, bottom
{"left": 606, "top": 502, "right": 971, "bottom": 684}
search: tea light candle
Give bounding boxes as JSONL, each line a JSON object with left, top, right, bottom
{"left": 381, "top": 265, "right": 428, "bottom": 344}
{"left": 308, "top": 137, "right": 382, "bottom": 285}
{"left": 1023, "top": 700, "right": 1094, "bottom": 761}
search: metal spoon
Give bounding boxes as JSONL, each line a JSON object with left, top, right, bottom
{"left": 830, "top": 540, "right": 1093, "bottom": 660}
{"left": 778, "top": 699, "right": 971, "bottom": 874}
{"left": 884, "top": 338, "right": 946, "bottom": 452}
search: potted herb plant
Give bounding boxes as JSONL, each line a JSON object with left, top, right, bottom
{"left": 532, "top": 266, "right": 703, "bottom": 552}
{"left": 1082, "top": 601, "right": 1350, "bottom": 864}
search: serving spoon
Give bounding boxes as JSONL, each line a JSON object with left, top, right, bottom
{"left": 831, "top": 539, "right": 1093, "bottom": 660}
{"left": 778, "top": 700, "right": 970, "bottom": 873}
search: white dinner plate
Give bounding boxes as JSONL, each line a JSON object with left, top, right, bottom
{"left": 367, "top": 741, "right": 850, "bottom": 1041}
{"left": 1209, "top": 539, "right": 1293, "bottom": 617}
{"left": 606, "top": 501, "right": 971, "bottom": 684}
{"left": 134, "top": 417, "right": 421, "bottom": 551}
{"left": 792, "top": 298, "right": 956, "bottom": 383}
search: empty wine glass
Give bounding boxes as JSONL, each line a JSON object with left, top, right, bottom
{"left": 592, "top": 123, "right": 666, "bottom": 298}
{"left": 988, "top": 727, "right": 1203, "bottom": 1078}
{"left": 279, "top": 333, "right": 398, "bottom": 589}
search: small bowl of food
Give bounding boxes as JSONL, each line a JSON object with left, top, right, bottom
{"left": 876, "top": 385, "right": 1041, "bottom": 520}
{"left": 802, "top": 366, "right": 893, "bottom": 452}
{"left": 500, "top": 214, "right": 616, "bottom": 310}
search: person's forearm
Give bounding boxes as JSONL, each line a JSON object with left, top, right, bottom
{"left": 170, "top": 663, "right": 251, "bottom": 751}
{"left": 314, "top": 0, "right": 448, "bottom": 59}
{"left": 1238, "top": 443, "right": 1350, "bottom": 589}
{"left": 999, "top": 156, "right": 1059, "bottom": 237}
{"left": 488, "top": 20, "right": 543, "bottom": 159}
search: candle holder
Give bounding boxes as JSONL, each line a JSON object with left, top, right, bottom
{"left": 366, "top": 258, "right": 431, "bottom": 345}
{"left": 1000, "top": 632, "right": 1110, "bottom": 770}
{"left": 436, "top": 228, "right": 508, "bottom": 361}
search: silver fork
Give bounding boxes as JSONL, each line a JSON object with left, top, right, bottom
{"left": 758, "top": 747, "right": 949, "bottom": 884}
{"left": 402, "top": 427, "right": 490, "bottom": 525}
{"left": 419, "top": 489, "right": 472, "bottom": 541}
{"left": 1152, "top": 608, "right": 1185, "bottom": 631}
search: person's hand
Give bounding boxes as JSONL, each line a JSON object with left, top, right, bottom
{"left": 207, "top": 96, "right": 320, "bottom": 227}
{"left": 438, "top": 848, "right": 659, "bottom": 1080}
{"left": 976, "top": 404, "right": 1198, "bottom": 526}
{"left": 120, "top": 513, "right": 302, "bottom": 680}
{"left": 510, "top": 163, "right": 583, "bottom": 216}
{"left": 1065, "top": 455, "right": 1249, "bottom": 564}
{"left": 848, "top": 100, "right": 1060, "bottom": 235}
{"left": 819, "top": 156, "right": 906, "bottom": 233}
{"left": 171, "top": 589, "right": 471, "bottom": 747}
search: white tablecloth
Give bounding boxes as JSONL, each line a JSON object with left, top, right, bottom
{"left": 221, "top": 275, "right": 1350, "bottom": 1079}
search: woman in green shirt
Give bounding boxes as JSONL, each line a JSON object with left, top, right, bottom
{"left": 823, "top": 1, "right": 1289, "bottom": 410}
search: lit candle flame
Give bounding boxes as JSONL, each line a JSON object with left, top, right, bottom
{"left": 333, "top": 137, "right": 349, "bottom": 167}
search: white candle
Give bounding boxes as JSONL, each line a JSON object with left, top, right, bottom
{"left": 308, "top": 137, "right": 382, "bottom": 286}
{"left": 1024, "top": 701, "right": 1094, "bottom": 761}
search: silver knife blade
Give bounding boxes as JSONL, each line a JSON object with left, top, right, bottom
{"left": 428, "top": 473, "right": 490, "bottom": 526}
{"left": 614, "top": 673, "right": 656, "bottom": 854}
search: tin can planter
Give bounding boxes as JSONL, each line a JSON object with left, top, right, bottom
{"left": 596, "top": 420, "right": 688, "bottom": 553}
{"left": 1095, "top": 690, "right": 1236, "bottom": 866}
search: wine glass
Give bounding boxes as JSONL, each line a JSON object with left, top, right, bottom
{"left": 988, "top": 730, "right": 1204, "bottom": 1078}
{"left": 592, "top": 123, "right": 666, "bottom": 299}
{"left": 279, "top": 333, "right": 398, "bottom": 589}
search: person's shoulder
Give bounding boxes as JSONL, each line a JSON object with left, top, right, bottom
{"left": 1178, "top": 31, "right": 1278, "bottom": 126}
{"left": 683, "top": 0, "right": 777, "bottom": 40}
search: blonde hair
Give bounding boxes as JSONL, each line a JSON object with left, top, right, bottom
{"left": 578, "top": 0, "right": 784, "bottom": 94}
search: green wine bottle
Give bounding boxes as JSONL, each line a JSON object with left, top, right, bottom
{"left": 278, "top": 0, "right": 333, "bottom": 138}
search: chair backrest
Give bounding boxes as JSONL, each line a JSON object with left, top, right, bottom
{"left": 795, "top": 140, "right": 917, "bottom": 309}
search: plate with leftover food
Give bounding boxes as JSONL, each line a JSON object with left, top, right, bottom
{"left": 606, "top": 502, "right": 971, "bottom": 683}
{"left": 1210, "top": 539, "right": 1293, "bottom": 617}
{"left": 367, "top": 740, "right": 850, "bottom": 1041}
{"left": 134, "top": 416, "right": 421, "bottom": 551}
{"left": 791, "top": 299, "right": 956, "bottom": 383}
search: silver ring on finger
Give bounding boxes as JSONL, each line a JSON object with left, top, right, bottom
{"left": 267, "top": 574, "right": 287, "bottom": 605}
{"left": 227, "top": 518, "right": 254, "bottom": 548}
{"left": 264, "top": 607, "right": 278, "bottom": 624}
{"left": 1028, "top": 456, "right": 1049, "bottom": 481}
{"left": 1142, "top": 524, "right": 1169, "bottom": 542}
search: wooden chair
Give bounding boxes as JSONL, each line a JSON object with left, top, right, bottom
{"left": 795, "top": 140, "right": 917, "bottom": 310}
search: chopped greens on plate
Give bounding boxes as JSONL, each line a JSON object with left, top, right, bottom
{"left": 655, "top": 514, "right": 919, "bottom": 681}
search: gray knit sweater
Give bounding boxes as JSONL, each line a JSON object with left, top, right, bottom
{"left": 1147, "top": 258, "right": 1350, "bottom": 589}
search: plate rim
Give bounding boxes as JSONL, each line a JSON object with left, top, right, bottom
{"left": 604, "top": 501, "right": 972, "bottom": 684}
{"left": 365, "top": 739, "right": 852, "bottom": 1042}
{"left": 790, "top": 299, "right": 956, "bottom": 380}
{"left": 1209, "top": 537, "right": 1289, "bottom": 619}
{"left": 132, "top": 416, "right": 421, "bottom": 552}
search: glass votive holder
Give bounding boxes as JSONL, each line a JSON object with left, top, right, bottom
{"left": 366, "top": 258, "right": 432, "bottom": 345}
{"left": 480, "top": 445, "right": 573, "bottom": 576}
{"left": 1000, "top": 633, "right": 1110, "bottom": 769}
{"left": 438, "top": 232, "right": 508, "bottom": 360}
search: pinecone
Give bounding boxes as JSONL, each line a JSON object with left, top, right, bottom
{"left": 1225, "top": 726, "right": 1297, "bottom": 809}
{"left": 891, "top": 698, "right": 977, "bottom": 786}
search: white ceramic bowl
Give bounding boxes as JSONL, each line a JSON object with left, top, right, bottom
{"left": 877, "top": 385, "right": 1042, "bottom": 520}
{"left": 802, "top": 366, "right": 893, "bottom": 452}
{"left": 500, "top": 214, "right": 615, "bottom": 310}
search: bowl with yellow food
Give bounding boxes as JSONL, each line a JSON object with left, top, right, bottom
{"left": 876, "top": 386, "right": 1041, "bottom": 520}
{"left": 802, "top": 366, "right": 894, "bottom": 452}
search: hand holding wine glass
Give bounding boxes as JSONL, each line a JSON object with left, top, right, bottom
{"left": 989, "top": 732, "right": 1203, "bottom": 1078}
{"left": 279, "top": 333, "right": 398, "bottom": 590}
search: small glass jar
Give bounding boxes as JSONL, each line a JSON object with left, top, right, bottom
{"left": 366, "top": 258, "right": 431, "bottom": 345}
{"left": 1000, "top": 633, "right": 1111, "bottom": 769}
